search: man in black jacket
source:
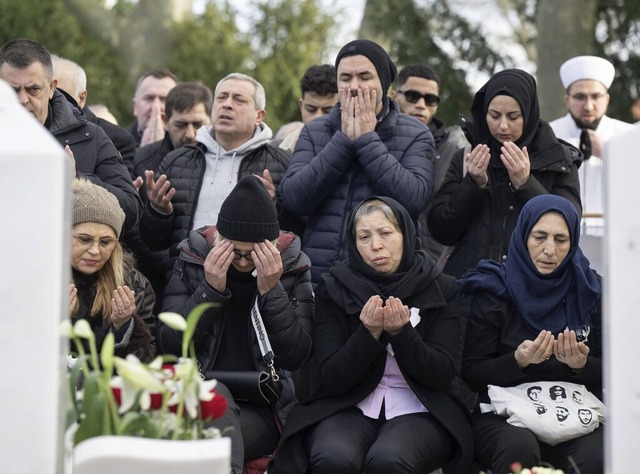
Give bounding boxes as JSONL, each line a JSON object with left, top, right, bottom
{"left": 139, "top": 72, "right": 292, "bottom": 288}
{"left": 52, "top": 55, "right": 137, "bottom": 179}
{"left": 0, "top": 38, "right": 141, "bottom": 233}
{"left": 392, "top": 63, "right": 467, "bottom": 260}
{"left": 127, "top": 81, "right": 213, "bottom": 313}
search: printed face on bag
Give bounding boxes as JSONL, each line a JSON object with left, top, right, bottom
{"left": 578, "top": 409, "right": 593, "bottom": 425}
{"left": 556, "top": 406, "right": 570, "bottom": 422}
{"left": 535, "top": 404, "right": 547, "bottom": 415}
{"left": 549, "top": 385, "right": 567, "bottom": 400}
{"left": 572, "top": 391, "right": 584, "bottom": 404}
{"left": 527, "top": 212, "right": 571, "bottom": 274}
{"left": 527, "top": 386, "right": 542, "bottom": 401}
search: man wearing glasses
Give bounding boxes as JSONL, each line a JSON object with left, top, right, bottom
{"left": 392, "top": 64, "right": 466, "bottom": 260}
{"left": 550, "top": 55, "right": 633, "bottom": 236}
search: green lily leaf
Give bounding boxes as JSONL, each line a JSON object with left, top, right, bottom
{"left": 182, "top": 303, "right": 215, "bottom": 358}
{"left": 101, "top": 332, "right": 115, "bottom": 378}
{"left": 74, "top": 373, "right": 107, "bottom": 444}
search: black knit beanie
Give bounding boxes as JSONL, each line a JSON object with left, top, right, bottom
{"left": 216, "top": 175, "right": 280, "bottom": 242}
{"left": 335, "top": 39, "right": 397, "bottom": 94}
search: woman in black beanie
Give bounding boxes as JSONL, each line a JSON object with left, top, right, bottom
{"left": 157, "top": 175, "right": 314, "bottom": 474}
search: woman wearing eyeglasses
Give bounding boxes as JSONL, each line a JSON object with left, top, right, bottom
{"left": 69, "top": 178, "right": 155, "bottom": 361}
{"left": 427, "top": 69, "right": 582, "bottom": 280}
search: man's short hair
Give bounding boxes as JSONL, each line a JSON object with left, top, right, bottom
{"left": 394, "top": 63, "right": 441, "bottom": 89}
{"left": 0, "top": 38, "right": 53, "bottom": 81}
{"left": 300, "top": 64, "right": 337, "bottom": 96}
{"left": 165, "top": 81, "right": 213, "bottom": 119}
{"left": 215, "top": 73, "right": 266, "bottom": 110}
{"left": 134, "top": 68, "right": 178, "bottom": 96}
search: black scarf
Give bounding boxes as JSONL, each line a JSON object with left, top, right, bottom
{"left": 322, "top": 196, "right": 440, "bottom": 314}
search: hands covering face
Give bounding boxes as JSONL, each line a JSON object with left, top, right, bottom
{"left": 359, "top": 295, "right": 410, "bottom": 340}
{"left": 204, "top": 239, "right": 283, "bottom": 295}
{"left": 340, "top": 86, "right": 377, "bottom": 142}
{"left": 514, "top": 329, "right": 589, "bottom": 370}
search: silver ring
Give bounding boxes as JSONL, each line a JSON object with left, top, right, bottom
{"left": 118, "top": 309, "right": 123, "bottom": 314}
{"left": 541, "top": 356, "right": 549, "bottom": 361}
{"left": 558, "top": 353, "right": 565, "bottom": 358}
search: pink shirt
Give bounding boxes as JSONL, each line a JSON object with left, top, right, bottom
{"left": 357, "top": 350, "right": 428, "bottom": 419}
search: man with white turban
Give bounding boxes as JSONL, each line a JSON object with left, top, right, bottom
{"left": 550, "top": 55, "right": 633, "bottom": 235}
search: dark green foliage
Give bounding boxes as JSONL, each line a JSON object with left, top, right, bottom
{"left": 0, "top": 0, "right": 133, "bottom": 125}
{"left": 596, "top": 0, "right": 640, "bottom": 122}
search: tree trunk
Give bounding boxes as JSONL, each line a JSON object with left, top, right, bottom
{"left": 536, "top": 0, "right": 598, "bottom": 121}
{"left": 62, "top": 0, "right": 192, "bottom": 82}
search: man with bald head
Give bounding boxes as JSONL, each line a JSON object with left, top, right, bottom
{"left": 52, "top": 55, "right": 137, "bottom": 176}
{"left": 0, "top": 38, "right": 141, "bottom": 233}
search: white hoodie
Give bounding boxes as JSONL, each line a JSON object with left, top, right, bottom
{"left": 191, "top": 123, "right": 273, "bottom": 230}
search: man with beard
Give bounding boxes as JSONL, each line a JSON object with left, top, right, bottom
{"left": 550, "top": 56, "right": 633, "bottom": 235}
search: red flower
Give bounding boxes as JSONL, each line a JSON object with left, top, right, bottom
{"left": 200, "top": 389, "right": 228, "bottom": 421}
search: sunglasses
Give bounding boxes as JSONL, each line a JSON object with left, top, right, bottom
{"left": 397, "top": 90, "right": 441, "bottom": 106}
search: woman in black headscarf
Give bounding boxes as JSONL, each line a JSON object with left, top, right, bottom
{"left": 460, "top": 194, "right": 603, "bottom": 474}
{"left": 428, "top": 69, "right": 582, "bottom": 279}
{"left": 269, "top": 197, "right": 473, "bottom": 474}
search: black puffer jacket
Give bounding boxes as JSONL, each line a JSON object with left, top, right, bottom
{"left": 47, "top": 90, "right": 142, "bottom": 233}
{"left": 157, "top": 227, "right": 314, "bottom": 421}
{"left": 139, "top": 142, "right": 291, "bottom": 268}
{"left": 427, "top": 123, "right": 582, "bottom": 278}
{"left": 279, "top": 100, "right": 435, "bottom": 284}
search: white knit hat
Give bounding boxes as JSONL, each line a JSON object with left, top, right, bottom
{"left": 559, "top": 56, "right": 615, "bottom": 90}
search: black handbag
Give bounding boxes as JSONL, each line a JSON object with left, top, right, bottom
{"left": 205, "top": 298, "right": 282, "bottom": 406}
{"left": 205, "top": 370, "right": 282, "bottom": 406}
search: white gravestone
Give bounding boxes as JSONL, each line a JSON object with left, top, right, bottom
{"left": 0, "top": 79, "right": 71, "bottom": 473}
{"left": 604, "top": 125, "right": 640, "bottom": 473}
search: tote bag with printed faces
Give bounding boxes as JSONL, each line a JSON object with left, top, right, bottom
{"left": 480, "top": 381, "right": 605, "bottom": 445}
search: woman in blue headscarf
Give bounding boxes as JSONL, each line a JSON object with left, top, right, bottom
{"left": 460, "top": 194, "right": 602, "bottom": 474}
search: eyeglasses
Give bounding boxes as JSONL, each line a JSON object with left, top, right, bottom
{"left": 73, "top": 233, "right": 117, "bottom": 251}
{"left": 569, "top": 92, "right": 607, "bottom": 103}
{"left": 233, "top": 250, "right": 253, "bottom": 261}
{"left": 396, "top": 90, "right": 441, "bottom": 106}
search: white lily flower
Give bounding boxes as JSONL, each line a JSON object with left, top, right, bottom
{"left": 73, "top": 319, "right": 94, "bottom": 340}
{"left": 158, "top": 312, "right": 188, "bottom": 331}
{"left": 114, "top": 355, "right": 165, "bottom": 392}
{"left": 60, "top": 319, "right": 74, "bottom": 338}
{"left": 111, "top": 355, "right": 166, "bottom": 413}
